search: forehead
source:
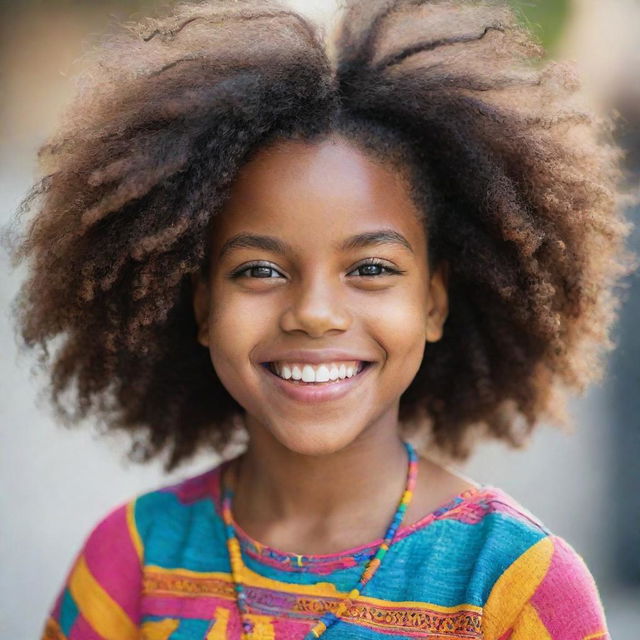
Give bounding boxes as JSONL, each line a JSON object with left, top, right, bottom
{"left": 211, "top": 134, "right": 426, "bottom": 255}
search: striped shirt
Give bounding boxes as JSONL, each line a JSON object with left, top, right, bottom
{"left": 42, "top": 458, "right": 610, "bottom": 639}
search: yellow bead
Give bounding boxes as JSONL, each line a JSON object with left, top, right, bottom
{"left": 311, "top": 621, "right": 326, "bottom": 636}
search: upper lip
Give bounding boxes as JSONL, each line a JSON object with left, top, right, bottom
{"left": 259, "top": 349, "right": 375, "bottom": 365}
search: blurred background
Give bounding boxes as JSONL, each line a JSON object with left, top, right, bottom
{"left": 1, "top": 0, "right": 639, "bottom": 637}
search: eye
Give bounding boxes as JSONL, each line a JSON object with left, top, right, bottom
{"left": 229, "top": 261, "right": 285, "bottom": 279}
{"left": 348, "top": 259, "right": 404, "bottom": 277}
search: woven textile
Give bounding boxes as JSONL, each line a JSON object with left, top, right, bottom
{"left": 42, "top": 459, "right": 610, "bottom": 639}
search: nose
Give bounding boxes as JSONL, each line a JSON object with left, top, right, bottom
{"left": 279, "top": 271, "right": 352, "bottom": 337}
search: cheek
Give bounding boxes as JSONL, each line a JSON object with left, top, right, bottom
{"left": 206, "top": 287, "right": 278, "bottom": 384}
{"left": 363, "top": 292, "right": 428, "bottom": 386}
{"left": 206, "top": 292, "right": 254, "bottom": 377}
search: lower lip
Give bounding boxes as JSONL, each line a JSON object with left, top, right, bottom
{"left": 258, "top": 363, "right": 374, "bottom": 404}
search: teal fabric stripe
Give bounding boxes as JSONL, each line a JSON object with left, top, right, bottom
{"left": 323, "top": 621, "right": 425, "bottom": 639}
{"left": 59, "top": 588, "right": 79, "bottom": 636}
{"left": 168, "top": 618, "right": 214, "bottom": 637}
{"left": 137, "top": 490, "right": 231, "bottom": 572}
{"left": 464, "top": 513, "right": 548, "bottom": 605}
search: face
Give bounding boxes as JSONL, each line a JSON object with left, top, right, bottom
{"left": 192, "top": 134, "right": 448, "bottom": 457}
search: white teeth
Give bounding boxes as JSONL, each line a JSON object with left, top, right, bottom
{"left": 301, "top": 365, "right": 315, "bottom": 382}
{"left": 271, "top": 361, "right": 365, "bottom": 382}
{"left": 315, "top": 365, "right": 331, "bottom": 382}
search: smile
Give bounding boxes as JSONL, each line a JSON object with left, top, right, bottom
{"left": 259, "top": 361, "right": 374, "bottom": 403}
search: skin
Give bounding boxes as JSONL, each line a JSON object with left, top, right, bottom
{"left": 192, "top": 133, "right": 478, "bottom": 554}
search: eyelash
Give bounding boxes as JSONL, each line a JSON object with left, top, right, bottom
{"left": 229, "top": 258, "right": 405, "bottom": 280}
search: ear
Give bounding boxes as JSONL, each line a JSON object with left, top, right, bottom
{"left": 425, "top": 260, "right": 449, "bottom": 343}
{"left": 191, "top": 271, "right": 210, "bottom": 348}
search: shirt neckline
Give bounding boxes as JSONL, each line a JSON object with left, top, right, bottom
{"left": 209, "top": 457, "right": 490, "bottom": 574}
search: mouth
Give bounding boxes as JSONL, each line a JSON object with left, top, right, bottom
{"left": 257, "top": 360, "right": 375, "bottom": 403}
{"left": 260, "top": 361, "right": 373, "bottom": 384}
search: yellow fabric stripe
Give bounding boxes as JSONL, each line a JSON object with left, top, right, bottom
{"left": 482, "top": 537, "right": 554, "bottom": 640}
{"left": 144, "top": 564, "right": 482, "bottom": 613}
{"left": 206, "top": 607, "right": 230, "bottom": 639}
{"left": 510, "top": 602, "right": 552, "bottom": 640}
{"left": 246, "top": 613, "right": 276, "bottom": 639}
{"left": 139, "top": 618, "right": 179, "bottom": 640}
{"left": 126, "top": 500, "right": 144, "bottom": 562}
{"left": 69, "top": 556, "right": 138, "bottom": 640}
{"left": 42, "top": 616, "right": 68, "bottom": 640}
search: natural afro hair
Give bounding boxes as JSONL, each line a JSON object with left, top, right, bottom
{"left": 5, "top": 0, "right": 636, "bottom": 470}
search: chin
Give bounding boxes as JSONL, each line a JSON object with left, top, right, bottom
{"left": 268, "top": 422, "right": 365, "bottom": 459}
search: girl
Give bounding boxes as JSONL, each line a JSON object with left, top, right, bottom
{"left": 8, "top": 0, "right": 635, "bottom": 638}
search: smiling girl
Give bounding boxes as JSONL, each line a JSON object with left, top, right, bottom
{"left": 8, "top": 0, "right": 634, "bottom": 639}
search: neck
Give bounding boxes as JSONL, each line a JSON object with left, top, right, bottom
{"left": 230, "top": 413, "right": 410, "bottom": 540}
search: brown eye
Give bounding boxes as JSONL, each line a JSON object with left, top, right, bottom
{"left": 349, "top": 260, "right": 404, "bottom": 277}
{"left": 229, "top": 262, "right": 285, "bottom": 279}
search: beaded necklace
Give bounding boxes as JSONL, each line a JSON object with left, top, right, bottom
{"left": 220, "top": 440, "right": 419, "bottom": 639}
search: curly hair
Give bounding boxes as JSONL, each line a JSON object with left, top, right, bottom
{"left": 5, "top": 0, "right": 636, "bottom": 470}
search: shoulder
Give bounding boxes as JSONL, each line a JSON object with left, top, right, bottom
{"left": 133, "top": 464, "right": 222, "bottom": 523}
{"left": 411, "top": 483, "right": 553, "bottom": 606}
{"left": 419, "top": 457, "right": 552, "bottom": 548}
{"left": 74, "top": 462, "right": 225, "bottom": 569}
{"left": 125, "top": 463, "right": 226, "bottom": 560}
{"left": 43, "top": 464, "right": 226, "bottom": 638}
{"left": 472, "top": 486, "right": 610, "bottom": 640}
{"left": 44, "top": 494, "right": 144, "bottom": 637}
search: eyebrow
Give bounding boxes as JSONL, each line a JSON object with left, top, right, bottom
{"left": 218, "top": 229, "right": 415, "bottom": 259}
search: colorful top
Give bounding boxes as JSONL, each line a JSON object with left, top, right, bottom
{"left": 42, "top": 458, "right": 611, "bottom": 640}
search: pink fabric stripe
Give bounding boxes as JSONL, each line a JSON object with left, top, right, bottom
{"left": 529, "top": 536, "right": 609, "bottom": 640}
{"left": 68, "top": 614, "right": 104, "bottom": 640}
{"left": 144, "top": 594, "right": 235, "bottom": 619}
{"left": 272, "top": 617, "right": 314, "bottom": 637}
{"left": 82, "top": 503, "right": 141, "bottom": 624}
{"left": 170, "top": 468, "right": 218, "bottom": 504}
